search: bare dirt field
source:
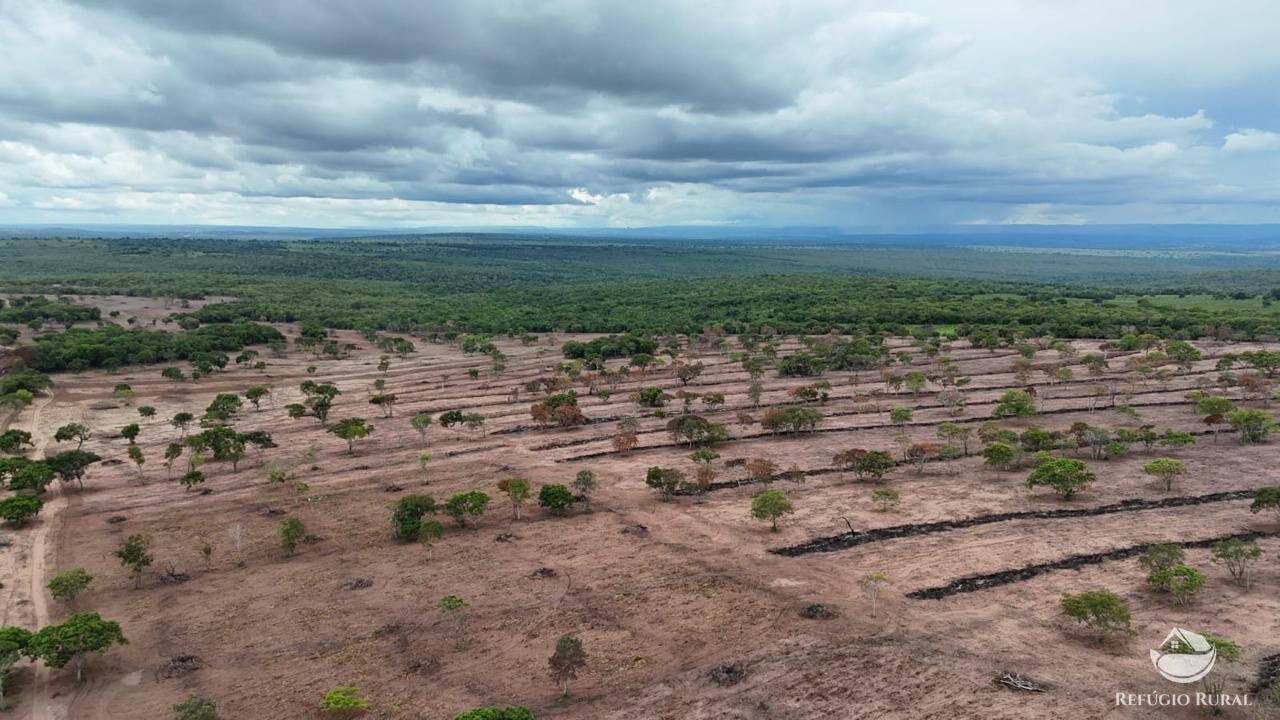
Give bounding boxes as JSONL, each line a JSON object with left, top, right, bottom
{"left": 3, "top": 320, "right": 1279, "bottom": 719}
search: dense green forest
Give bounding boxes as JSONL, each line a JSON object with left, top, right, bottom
{"left": 3, "top": 233, "right": 1280, "bottom": 340}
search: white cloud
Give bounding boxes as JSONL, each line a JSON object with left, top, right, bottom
{"left": 1223, "top": 129, "right": 1280, "bottom": 152}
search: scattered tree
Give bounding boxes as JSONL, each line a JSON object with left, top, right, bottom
{"left": 1229, "top": 408, "right": 1275, "bottom": 443}
{"left": 277, "top": 517, "right": 305, "bottom": 556}
{"left": 497, "top": 477, "right": 532, "bottom": 520}
{"left": 1251, "top": 486, "right": 1280, "bottom": 523}
{"left": 26, "top": 612, "right": 127, "bottom": 683}
{"left": 548, "top": 634, "right": 587, "bottom": 698}
{"left": 115, "top": 534, "right": 153, "bottom": 588}
{"left": 573, "top": 469, "right": 598, "bottom": 510}
{"left": 329, "top": 417, "right": 373, "bottom": 453}
{"left": 863, "top": 572, "right": 888, "bottom": 617}
{"left": 443, "top": 491, "right": 490, "bottom": 527}
{"left": 0, "top": 494, "right": 43, "bottom": 527}
{"left": 47, "top": 568, "right": 93, "bottom": 605}
{"left": 1142, "top": 458, "right": 1185, "bottom": 492}
{"left": 992, "top": 389, "right": 1037, "bottom": 417}
{"left": 53, "top": 423, "right": 92, "bottom": 449}
{"left": 1025, "top": 458, "right": 1094, "bottom": 499}
{"left": 1212, "top": 538, "right": 1262, "bottom": 587}
{"left": 751, "top": 487, "right": 793, "bottom": 531}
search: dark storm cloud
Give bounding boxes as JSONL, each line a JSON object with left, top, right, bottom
{"left": 2, "top": 1, "right": 1279, "bottom": 226}
{"left": 74, "top": 0, "right": 799, "bottom": 112}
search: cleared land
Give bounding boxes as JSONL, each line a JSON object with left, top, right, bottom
{"left": 1, "top": 301, "right": 1278, "bottom": 718}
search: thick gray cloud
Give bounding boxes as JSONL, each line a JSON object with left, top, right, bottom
{"left": 0, "top": 0, "right": 1277, "bottom": 227}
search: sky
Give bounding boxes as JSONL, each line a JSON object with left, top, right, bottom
{"left": 1, "top": 0, "right": 1278, "bottom": 229}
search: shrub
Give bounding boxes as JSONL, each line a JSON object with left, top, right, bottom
{"left": 277, "top": 518, "right": 305, "bottom": 556}
{"left": 537, "top": 484, "right": 575, "bottom": 514}
{"left": 320, "top": 685, "right": 368, "bottom": 712}
{"left": 453, "top": 708, "right": 535, "bottom": 720}
{"left": 1060, "top": 590, "right": 1132, "bottom": 641}
{"left": 391, "top": 495, "right": 440, "bottom": 542}
{"left": 173, "top": 695, "right": 221, "bottom": 720}
{"left": 1146, "top": 565, "right": 1205, "bottom": 605}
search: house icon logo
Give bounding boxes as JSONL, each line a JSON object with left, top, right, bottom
{"left": 1150, "top": 628, "right": 1217, "bottom": 684}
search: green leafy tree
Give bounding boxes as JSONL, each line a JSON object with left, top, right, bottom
{"left": 112, "top": 384, "right": 136, "bottom": 405}
{"left": 410, "top": 413, "right": 433, "bottom": 443}
{"left": 48, "top": 567, "right": 93, "bottom": 604}
{"left": 538, "top": 484, "right": 575, "bottom": 515}
{"left": 1157, "top": 429, "right": 1195, "bottom": 451}
{"left": 9, "top": 461, "right": 54, "bottom": 494}
{"left": 751, "top": 487, "right": 794, "bottom": 531}
{"left": 244, "top": 385, "right": 271, "bottom": 410}
{"left": 497, "top": 477, "right": 531, "bottom": 520}
{"left": 163, "top": 442, "right": 183, "bottom": 479}
{"left": 636, "top": 387, "right": 667, "bottom": 407}
{"left": 444, "top": 491, "right": 490, "bottom": 527}
{"left": 179, "top": 470, "right": 205, "bottom": 490}
{"left": 1212, "top": 539, "right": 1262, "bottom": 587}
{"left": 115, "top": 534, "right": 153, "bottom": 588}
{"left": 53, "top": 423, "right": 92, "bottom": 449}
{"left": 127, "top": 445, "right": 145, "bottom": 477}
{"left": 170, "top": 412, "right": 195, "bottom": 437}
{"left": 203, "top": 393, "right": 243, "bottom": 423}
{"left": 26, "top": 612, "right": 127, "bottom": 683}
{"left": 137, "top": 405, "right": 157, "bottom": 419}
{"left": 277, "top": 517, "right": 305, "bottom": 556}
{"left": 0, "top": 632, "right": 28, "bottom": 709}
{"left": 46, "top": 449, "right": 101, "bottom": 489}
{"left": 1059, "top": 590, "right": 1132, "bottom": 641}
{"left": 863, "top": 572, "right": 888, "bottom": 617}
{"left": 548, "top": 634, "right": 587, "bottom": 698}
{"left": 391, "top": 495, "right": 442, "bottom": 543}
{"left": 1252, "top": 486, "right": 1280, "bottom": 523}
{"left": 1026, "top": 458, "right": 1094, "bottom": 499}
{"left": 0, "top": 429, "right": 32, "bottom": 454}
{"left": 644, "top": 466, "right": 684, "bottom": 499}
{"left": 982, "top": 442, "right": 1017, "bottom": 471}
{"left": 329, "top": 417, "right": 373, "bottom": 453}
{"left": 1142, "top": 458, "right": 1185, "bottom": 492}
{"left": 572, "top": 470, "right": 598, "bottom": 510}
{"left": 889, "top": 406, "right": 912, "bottom": 425}
{"left": 992, "top": 389, "right": 1036, "bottom": 417}
{"left": 1229, "top": 409, "right": 1275, "bottom": 443}
{"left": 120, "top": 423, "right": 140, "bottom": 444}
{"left": 1139, "top": 544, "right": 1184, "bottom": 576}
{"left": 1147, "top": 565, "right": 1205, "bottom": 605}
{"left": 0, "top": 494, "right": 43, "bottom": 527}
